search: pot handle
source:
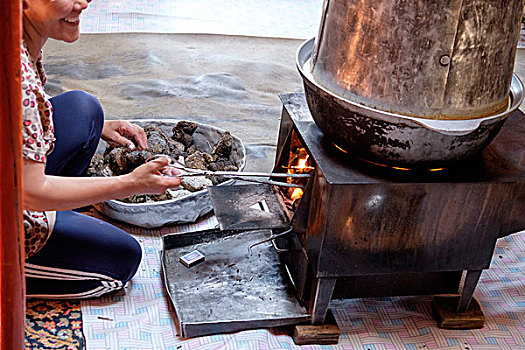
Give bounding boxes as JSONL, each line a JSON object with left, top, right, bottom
{"left": 413, "top": 118, "right": 484, "bottom": 136}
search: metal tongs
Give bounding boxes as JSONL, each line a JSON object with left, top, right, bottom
{"left": 146, "top": 154, "right": 311, "bottom": 188}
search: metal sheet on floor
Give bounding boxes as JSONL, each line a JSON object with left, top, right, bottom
{"left": 162, "top": 228, "right": 310, "bottom": 338}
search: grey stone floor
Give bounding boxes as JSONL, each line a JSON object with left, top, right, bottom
{"left": 44, "top": 34, "right": 305, "bottom": 172}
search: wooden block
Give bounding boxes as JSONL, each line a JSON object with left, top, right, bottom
{"left": 292, "top": 310, "right": 340, "bottom": 345}
{"left": 432, "top": 295, "right": 485, "bottom": 329}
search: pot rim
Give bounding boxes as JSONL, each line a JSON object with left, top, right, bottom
{"left": 297, "top": 37, "right": 524, "bottom": 136}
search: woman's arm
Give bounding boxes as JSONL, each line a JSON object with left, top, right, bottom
{"left": 23, "top": 157, "right": 181, "bottom": 211}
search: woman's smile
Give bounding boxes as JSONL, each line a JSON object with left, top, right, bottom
{"left": 62, "top": 15, "right": 81, "bottom": 25}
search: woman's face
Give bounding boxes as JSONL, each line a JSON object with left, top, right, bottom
{"left": 24, "top": 0, "right": 90, "bottom": 43}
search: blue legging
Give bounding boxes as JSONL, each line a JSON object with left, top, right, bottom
{"left": 25, "top": 90, "right": 142, "bottom": 299}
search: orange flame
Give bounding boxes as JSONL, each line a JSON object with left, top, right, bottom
{"left": 287, "top": 150, "right": 309, "bottom": 202}
{"left": 290, "top": 188, "right": 304, "bottom": 201}
{"left": 333, "top": 143, "right": 349, "bottom": 154}
{"left": 332, "top": 142, "right": 445, "bottom": 172}
{"left": 297, "top": 156, "right": 309, "bottom": 169}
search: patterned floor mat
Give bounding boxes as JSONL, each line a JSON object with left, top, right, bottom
{"left": 25, "top": 299, "right": 84, "bottom": 350}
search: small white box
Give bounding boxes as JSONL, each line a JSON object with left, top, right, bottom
{"left": 179, "top": 250, "right": 205, "bottom": 267}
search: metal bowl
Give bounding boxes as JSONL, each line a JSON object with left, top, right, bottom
{"left": 93, "top": 119, "right": 246, "bottom": 228}
{"left": 297, "top": 38, "right": 524, "bottom": 167}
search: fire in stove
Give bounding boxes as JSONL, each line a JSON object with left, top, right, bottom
{"left": 279, "top": 131, "right": 314, "bottom": 210}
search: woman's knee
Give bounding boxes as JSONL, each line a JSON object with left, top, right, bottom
{"left": 52, "top": 90, "right": 104, "bottom": 133}
{"left": 117, "top": 235, "right": 142, "bottom": 283}
{"left": 88, "top": 225, "right": 142, "bottom": 283}
{"left": 66, "top": 90, "right": 104, "bottom": 130}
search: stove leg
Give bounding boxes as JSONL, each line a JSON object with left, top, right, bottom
{"left": 457, "top": 269, "right": 482, "bottom": 313}
{"left": 310, "top": 277, "right": 336, "bottom": 324}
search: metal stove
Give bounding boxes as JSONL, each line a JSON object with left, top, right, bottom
{"left": 162, "top": 93, "right": 525, "bottom": 338}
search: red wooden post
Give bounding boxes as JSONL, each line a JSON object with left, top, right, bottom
{"left": 0, "top": 0, "right": 26, "bottom": 348}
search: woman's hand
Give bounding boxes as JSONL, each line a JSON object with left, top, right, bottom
{"left": 126, "top": 157, "right": 181, "bottom": 195}
{"left": 102, "top": 120, "right": 148, "bottom": 151}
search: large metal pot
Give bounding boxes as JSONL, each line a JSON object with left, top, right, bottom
{"left": 297, "top": 38, "right": 524, "bottom": 167}
{"left": 311, "top": 0, "right": 523, "bottom": 120}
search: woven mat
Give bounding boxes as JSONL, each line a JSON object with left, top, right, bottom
{"left": 25, "top": 299, "right": 84, "bottom": 350}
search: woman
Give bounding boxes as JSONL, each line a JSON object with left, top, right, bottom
{"left": 22, "top": 0, "right": 181, "bottom": 298}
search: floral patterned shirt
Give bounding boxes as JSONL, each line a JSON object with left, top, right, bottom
{"left": 21, "top": 41, "right": 56, "bottom": 258}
